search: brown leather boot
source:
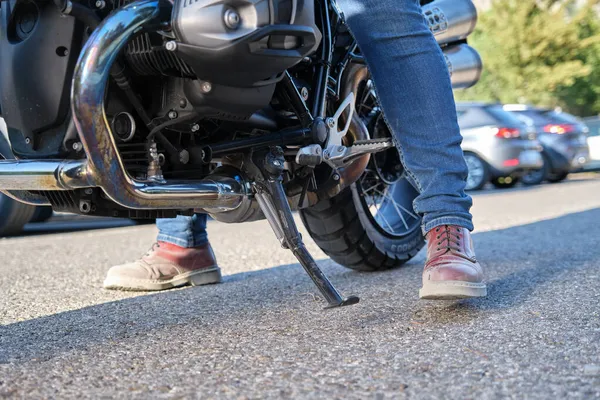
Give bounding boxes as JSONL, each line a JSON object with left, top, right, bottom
{"left": 103, "top": 241, "right": 221, "bottom": 291}
{"left": 419, "top": 225, "right": 486, "bottom": 299}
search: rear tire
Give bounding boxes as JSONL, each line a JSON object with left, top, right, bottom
{"left": 0, "top": 192, "right": 37, "bottom": 236}
{"left": 521, "top": 154, "right": 549, "bottom": 186}
{"left": 546, "top": 171, "right": 569, "bottom": 183}
{"left": 300, "top": 70, "right": 424, "bottom": 271}
{"left": 300, "top": 186, "right": 424, "bottom": 271}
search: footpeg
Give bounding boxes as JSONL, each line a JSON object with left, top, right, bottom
{"left": 297, "top": 139, "right": 394, "bottom": 169}
{"left": 295, "top": 144, "right": 323, "bottom": 167}
{"left": 323, "top": 138, "right": 394, "bottom": 167}
{"left": 255, "top": 147, "right": 359, "bottom": 309}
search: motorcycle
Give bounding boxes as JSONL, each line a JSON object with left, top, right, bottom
{"left": 0, "top": 0, "right": 481, "bottom": 307}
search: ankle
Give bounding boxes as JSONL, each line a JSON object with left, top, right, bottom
{"left": 157, "top": 241, "right": 209, "bottom": 251}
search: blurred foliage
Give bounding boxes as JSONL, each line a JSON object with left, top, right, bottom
{"left": 455, "top": 0, "right": 600, "bottom": 116}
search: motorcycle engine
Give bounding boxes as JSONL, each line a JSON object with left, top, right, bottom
{"left": 123, "top": 0, "right": 322, "bottom": 119}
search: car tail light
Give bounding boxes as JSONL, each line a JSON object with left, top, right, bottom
{"left": 543, "top": 124, "right": 575, "bottom": 134}
{"left": 494, "top": 127, "right": 521, "bottom": 139}
{"left": 503, "top": 159, "right": 520, "bottom": 167}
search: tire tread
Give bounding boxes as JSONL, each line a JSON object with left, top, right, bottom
{"left": 300, "top": 187, "right": 423, "bottom": 272}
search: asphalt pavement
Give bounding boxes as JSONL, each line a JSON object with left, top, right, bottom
{"left": 1, "top": 175, "right": 600, "bottom": 399}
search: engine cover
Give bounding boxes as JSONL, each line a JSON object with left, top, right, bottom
{"left": 171, "top": 0, "right": 322, "bottom": 87}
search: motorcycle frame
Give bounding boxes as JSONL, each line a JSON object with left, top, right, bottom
{"left": 290, "top": 0, "right": 357, "bottom": 123}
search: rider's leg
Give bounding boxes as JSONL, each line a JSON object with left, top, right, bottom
{"left": 336, "top": 0, "right": 486, "bottom": 299}
{"left": 104, "top": 214, "right": 221, "bottom": 291}
{"left": 156, "top": 214, "right": 209, "bottom": 248}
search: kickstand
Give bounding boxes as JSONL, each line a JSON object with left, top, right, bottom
{"left": 253, "top": 147, "right": 360, "bottom": 309}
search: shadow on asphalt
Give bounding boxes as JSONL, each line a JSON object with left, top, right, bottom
{"left": 1, "top": 207, "right": 599, "bottom": 364}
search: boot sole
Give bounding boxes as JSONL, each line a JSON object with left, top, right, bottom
{"left": 419, "top": 281, "right": 487, "bottom": 300}
{"left": 103, "top": 267, "right": 222, "bottom": 291}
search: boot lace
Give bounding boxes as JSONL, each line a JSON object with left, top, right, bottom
{"left": 434, "top": 225, "right": 462, "bottom": 253}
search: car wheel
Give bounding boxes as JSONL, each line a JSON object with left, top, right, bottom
{"left": 0, "top": 192, "right": 37, "bottom": 236}
{"left": 491, "top": 176, "right": 519, "bottom": 189}
{"left": 463, "top": 152, "right": 489, "bottom": 191}
{"left": 521, "top": 158, "right": 548, "bottom": 186}
{"left": 546, "top": 171, "right": 569, "bottom": 183}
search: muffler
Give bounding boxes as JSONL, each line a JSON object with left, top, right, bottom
{"left": 424, "top": 0, "right": 478, "bottom": 46}
{"left": 444, "top": 43, "right": 483, "bottom": 89}
{"left": 424, "top": 0, "right": 482, "bottom": 89}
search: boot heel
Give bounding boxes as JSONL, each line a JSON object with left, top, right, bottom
{"left": 188, "top": 268, "right": 222, "bottom": 286}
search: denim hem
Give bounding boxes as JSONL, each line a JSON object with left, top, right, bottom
{"left": 422, "top": 217, "right": 474, "bottom": 235}
{"left": 157, "top": 233, "right": 208, "bottom": 248}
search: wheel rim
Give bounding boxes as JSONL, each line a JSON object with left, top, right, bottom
{"left": 353, "top": 80, "right": 421, "bottom": 238}
{"left": 464, "top": 154, "right": 485, "bottom": 190}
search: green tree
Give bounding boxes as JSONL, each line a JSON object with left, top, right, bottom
{"left": 455, "top": 0, "right": 600, "bottom": 116}
{"left": 554, "top": 6, "right": 600, "bottom": 116}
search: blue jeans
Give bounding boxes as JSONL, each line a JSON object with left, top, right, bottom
{"left": 157, "top": 214, "right": 208, "bottom": 248}
{"left": 157, "top": 0, "right": 473, "bottom": 247}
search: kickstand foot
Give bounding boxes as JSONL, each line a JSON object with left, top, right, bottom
{"left": 254, "top": 147, "right": 360, "bottom": 309}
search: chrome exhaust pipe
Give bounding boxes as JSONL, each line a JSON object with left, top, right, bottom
{"left": 67, "top": 0, "right": 245, "bottom": 211}
{"left": 424, "top": 0, "right": 478, "bottom": 46}
{"left": 0, "top": 159, "right": 90, "bottom": 191}
{"left": 445, "top": 43, "right": 483, "bottom": 89}
{"left": 0, "top": 158, "right": 245, "bottom": 210}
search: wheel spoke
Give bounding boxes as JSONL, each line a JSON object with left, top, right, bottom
{"left": 359, "top": 81, "right": 373, "bottom": 109}
{"left": 376, "top": 187, "right": 418, "bottom": 220}
{"left": 362, "top": 182, "right": 382, "bottom": 195}
{"left": 373, "top": 187, "right": 418, "bottom": 231}
{"left": 359, "top": 103, "right": 374, "bottom": 114}
{"left": 371, "top": 193, "right": 395, "bottom": 233}
{"left": 374, "top": 187, "right": 408, "bottom": 231}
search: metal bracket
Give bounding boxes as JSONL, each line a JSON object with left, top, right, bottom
{"left": 325, "top": 92, "right": 355, "bottom": 148}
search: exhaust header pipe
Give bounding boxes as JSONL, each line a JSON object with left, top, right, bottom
{"left": 444, "top": 43, "right": 483, "bottom": 89}
{"left": 424, "top": 0, "right": 478, "bottom": 46}
{"left": 69, "top": 0, "right": 245, "bottom": 211}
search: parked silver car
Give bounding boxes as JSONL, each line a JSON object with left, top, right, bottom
{"left": 457, "top": 103, "right": 543, "bottom": 190}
